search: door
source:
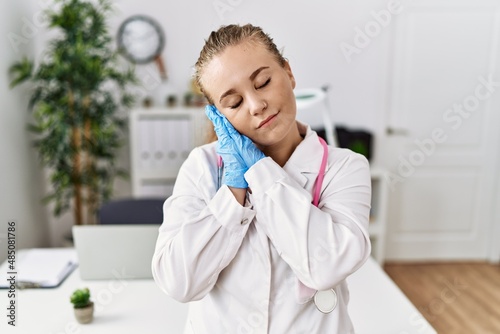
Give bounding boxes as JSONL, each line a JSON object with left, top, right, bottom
{"left": 382, "top": 0, "right": 500, "bottom": 260}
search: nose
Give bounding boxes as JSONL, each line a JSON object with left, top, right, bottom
{"left": 247, "top": 92, "right": 267, "bottom": 116}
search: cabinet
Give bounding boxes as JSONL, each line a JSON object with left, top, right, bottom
{"left": 129, "top": 107, "right": 206, "bottom": 198}
{"left": 369, "top": 168, "right": 388, "bottom": 264}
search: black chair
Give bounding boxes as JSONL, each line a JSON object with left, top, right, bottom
{"left": 98, "top": 198, "right": 166, "bottom": 225}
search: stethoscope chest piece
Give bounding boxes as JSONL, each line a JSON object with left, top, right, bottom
{"left": 313, "top": 289, "right": 338, "bottom": 314}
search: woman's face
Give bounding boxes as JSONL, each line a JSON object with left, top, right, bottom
{"left": 201, "top": 40, "right": 297, "bottom": 148}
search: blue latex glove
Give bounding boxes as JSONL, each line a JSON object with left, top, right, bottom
{"left": 205, "top": 105, "right": 265, "bottom": 188}
{"left": 220, "top": 116, "right": 266, "bottom": 168}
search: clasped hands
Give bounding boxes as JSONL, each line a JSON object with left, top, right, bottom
{"left": 205, "top": 105, "right": 265, "bottom": 189}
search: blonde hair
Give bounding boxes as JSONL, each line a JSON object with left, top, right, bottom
{"left": 195, "top": 24, "right": 286, "bottom": 105}
{"left": 195, "top": 24, "right": 286, "bottom": 143}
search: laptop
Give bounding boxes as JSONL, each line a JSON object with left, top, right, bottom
{"left": 72, "top": 225, "right": 159, "bottom": 280}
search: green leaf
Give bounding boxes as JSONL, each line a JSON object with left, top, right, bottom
{"left": 9, "top": 58, "right": 33, "bottom": 88}
{"left": 70, "top": 287, "right": 91, "bottom": 308}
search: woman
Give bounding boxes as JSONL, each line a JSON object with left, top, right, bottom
{"left": 152, "top": 24, "right": 371, "bottom": 333}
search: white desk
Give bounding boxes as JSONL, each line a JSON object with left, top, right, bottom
{"left": 1, "top": 252, "right": 435, "bottom": 334}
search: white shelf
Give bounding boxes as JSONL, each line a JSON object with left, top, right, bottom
{"left": 129, "top": 107, "right": 206, "bottom": 198}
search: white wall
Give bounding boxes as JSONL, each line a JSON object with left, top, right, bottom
{"left": 2, "top": 0, "right": 396, "bottom": 247}
{"left": 0, "top": 0, "right": 51, "bottom": 262}
{"left": 107, "top": 0, "right": 392, "bottom": 135}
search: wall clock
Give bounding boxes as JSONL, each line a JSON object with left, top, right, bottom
{"left": 117, "top": 15, "right": 167, "bottom": 79}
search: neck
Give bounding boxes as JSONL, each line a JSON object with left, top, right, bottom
{"left": 259, "top": 123, "right": 303, "bottom": 167}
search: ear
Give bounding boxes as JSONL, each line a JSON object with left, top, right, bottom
{"left": 283, "top": 60, "right": 296, "bottom": 89}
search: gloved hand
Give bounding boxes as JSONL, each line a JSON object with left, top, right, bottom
{"left": 220, "top": 116, "right": 266, "bottom": 168}
{"left": 205, "top": 105, "right": 265, "bottom": 188}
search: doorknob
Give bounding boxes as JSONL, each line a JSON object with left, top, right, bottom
{"left": 386, "top": 127, "right": 409, "bottom": 136}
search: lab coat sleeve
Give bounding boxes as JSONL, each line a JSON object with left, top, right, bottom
{"left": 245, "top": 150, "right": 371, "bottom": 291}
{"left": 152, "top": 147, "right": 256, "bottom": 303}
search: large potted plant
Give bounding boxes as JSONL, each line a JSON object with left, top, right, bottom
{"left": 9, "top": 0, "right": 136, "bottom": 225}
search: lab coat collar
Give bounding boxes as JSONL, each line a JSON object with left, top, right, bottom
{"left": 282, "top": 121, "right": 326, "bottom": 187}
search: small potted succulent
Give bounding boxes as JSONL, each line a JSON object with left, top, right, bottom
{"left": 70, "top": 288, "right": 94, "bottom": 324}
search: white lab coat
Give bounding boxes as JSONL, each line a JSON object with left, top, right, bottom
{"left": 152, "top": 122, "right": 371, "bottom": 334}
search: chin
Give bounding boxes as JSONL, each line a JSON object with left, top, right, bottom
{"left": 255, "top": 132, "right": 287, "bottom": 148}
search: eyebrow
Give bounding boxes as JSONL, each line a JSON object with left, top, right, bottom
{"left": 219, "top": 66, "right": 270, "bottom": 103}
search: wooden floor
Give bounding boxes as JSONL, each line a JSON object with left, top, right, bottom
{"left": 384, "top": 262, "right": 500, "bottom": 334}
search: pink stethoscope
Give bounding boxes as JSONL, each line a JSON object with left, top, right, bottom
{"left": 217, "top": 136, "right": 337, "bottom": 313}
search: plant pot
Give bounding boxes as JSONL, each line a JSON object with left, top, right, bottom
{"left": 74, "top": 302, "right": 94, "bottom": 324}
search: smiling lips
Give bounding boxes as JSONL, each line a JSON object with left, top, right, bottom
{"left": 258, "top": 113, "right": 278, "bottom": 128}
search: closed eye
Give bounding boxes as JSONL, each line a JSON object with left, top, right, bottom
{"left": 230, "top": 100, "right": 242, "bottom": 109}
{"left": 229, "top": 78, "right": 270, "bottom": 109}
{"left": 257, "top": 78, "right": 271, "bottom": 89}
